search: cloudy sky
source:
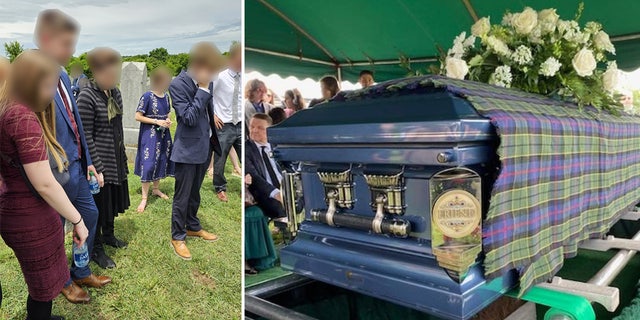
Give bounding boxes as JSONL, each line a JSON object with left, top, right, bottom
{"left": 0, "top": 0, "right": 241, "bottom": 57}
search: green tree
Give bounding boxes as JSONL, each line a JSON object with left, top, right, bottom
{"left": 4, "top": 41, "right": 24, "bottom": 62}
{"left": 149, "top": 48, "right": 169, "bottom": 63}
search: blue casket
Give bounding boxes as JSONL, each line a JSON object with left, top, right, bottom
{"left": 269, "top": 76, "right": 640, "bottom": 320}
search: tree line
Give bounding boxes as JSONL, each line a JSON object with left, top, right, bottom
{"left": 3, "top": 40, "right": 230, "bottom": 78}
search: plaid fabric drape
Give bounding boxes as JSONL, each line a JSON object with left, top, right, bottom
{"left": 338, "top": 75, "right": 640, "bottom": 294}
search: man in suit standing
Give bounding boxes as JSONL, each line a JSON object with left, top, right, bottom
{"left": 35, "top": 9, "right": 110, "bottom": 303}
{"left": 245, "top": 113, "right": 287, "bottom": 220}
{"left": 169, "top": 42, "right": 224, "bottom": 260}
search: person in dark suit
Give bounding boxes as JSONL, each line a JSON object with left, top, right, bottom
{"left": 245, "top": 113, "right": 286, "bottom": 220}
{"left": 169, "top": 42, "right": 224, "bottom": 260}
{"left": 35, "top": 8, "right": 108, "bottom": 304}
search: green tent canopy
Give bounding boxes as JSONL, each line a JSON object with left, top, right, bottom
{"left": 246, "top": 0, "right": 640, "bottom": 82}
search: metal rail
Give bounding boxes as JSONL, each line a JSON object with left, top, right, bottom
{"left": 245, "top": 295, "right": 318, "bottom": 320}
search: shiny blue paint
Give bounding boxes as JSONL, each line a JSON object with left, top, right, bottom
{"left": 270, "top": 86, "right": 515, "bottom": 319}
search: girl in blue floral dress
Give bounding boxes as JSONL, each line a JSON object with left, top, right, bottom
{"left": 134, "top": 67, "right": 175, "bottom": 212}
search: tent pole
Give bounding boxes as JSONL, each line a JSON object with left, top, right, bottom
{"left": 245, "top": 47, "right": 335, "bottom": 66}
{"left": 461, "top": 0, "right": 479, "bottom": 22}
{"left": 337, "top": 67, "right": 342, "bottom": 82}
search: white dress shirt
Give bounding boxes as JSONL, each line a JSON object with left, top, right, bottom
{"left": 254, "top": 141, "right": 282, "bottom": 198}
{"left": 58, "top": 79, "right": 74, "bottom": 111}
{"left": 212, "top": 69, "right": 242, "bottom": 124}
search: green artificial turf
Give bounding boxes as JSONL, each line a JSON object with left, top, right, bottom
{"left": 0, "top": 163, "right": 242, "bottom": 320}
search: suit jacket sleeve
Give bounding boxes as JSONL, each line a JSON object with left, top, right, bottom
{"left": 169, "top": 78, "right": 212, "bottom": 127}
{"left": 245, "top": 144, "right": 277, "bottom": 197}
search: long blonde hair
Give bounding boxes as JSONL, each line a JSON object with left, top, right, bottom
{"left": 0, "top": 50, "right": 67, "bottom": 172}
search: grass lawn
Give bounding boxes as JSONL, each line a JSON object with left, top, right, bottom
{"left": 0, "top": 160, "right": 242, "bottom": 319}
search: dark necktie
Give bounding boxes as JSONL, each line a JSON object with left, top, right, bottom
{"left": 58, "top": 81, "right": 82, "bottom": 158}
{"left": 261, "top": 146, "right": 280, "bottom": 189}
{"left": 205, "top": 83, "right": 217, "bottom": 145}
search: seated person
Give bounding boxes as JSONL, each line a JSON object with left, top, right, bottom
{"left": 244, "top": 174, "right": 277, "bottom": 275}
{"left": 245, "top": 113, "right": 286, "bottom": 221}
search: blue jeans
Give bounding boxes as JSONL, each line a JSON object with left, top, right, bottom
{"left": 61, "top": 160, "right": 98, "bottom": 281}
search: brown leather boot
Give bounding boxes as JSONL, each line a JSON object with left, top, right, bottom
{"left": 187, "top": 229, "right": 219, "bottom": 242}
{"left": 74, "top": 274, "right": 112, "bottom": 288}
{"left": 171, "top": 240, "right": 192, "bottom": 260}
{"left": 60, "top": 282, "right": 90, "bottom": 304}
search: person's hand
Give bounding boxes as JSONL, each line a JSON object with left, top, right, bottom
{"left": 214, "top": 114, "right": 224, "bottom": 129}
{"left": 157, "top": 119, "right": 171, "bottom": 128}
{"left": 194, "top": 68, "right": 213, "bottom": 88}
{"left": 274, "top": 191, "right": 283, "bottom": 204}
{"left": 73, "top": 219, "right": 89, "bottom": 247}
{"left": 165, "top": 117, "right": 172, "bottom": 127}
{"left": 97, "top": 172, "right": 105, "bottom": 187}
{"left": 245, "top": 174, "right": 252, "bottom": 185}
{"left": 87, "top": 165, "right": 98, "bottom": 181}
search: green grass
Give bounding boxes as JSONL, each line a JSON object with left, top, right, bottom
{"left": 0, "top": 164, "right": 242, "bottom": 319}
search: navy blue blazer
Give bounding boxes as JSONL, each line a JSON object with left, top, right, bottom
{"left": 55, "top": 71, "right": 92, "bottom": 176}
{"left": 169, "top": 71, "right": 222, "bottom": 164}
{"left": 245, "top": 140, "right": 285, "bottom": 218}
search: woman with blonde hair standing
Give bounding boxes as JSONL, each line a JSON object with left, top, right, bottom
{"left": 0, "top": 50, "right": 88, "bottom": 320}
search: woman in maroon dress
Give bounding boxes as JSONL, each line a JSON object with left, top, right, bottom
{"left": 0, "top": 50, "right": 88, "bottom": 320}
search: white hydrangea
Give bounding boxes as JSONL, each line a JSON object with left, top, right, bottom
{"left": 539, "top": 57, "right": 562, "bottom": 77}
{"left": 511, "top": 45, "right": 533, "bottom": 65}
{"left": 502, "top": 13, "right": 514, "bottom": 26}
{"left": 485, "top": 35, "right": 511, "bottom": 57}
{"left": 584, "top": 21, "right": 602, "bottom": 34}
{"left": 489, "top": 65, "right": 513, "bottom": 87}
{"left": 558, "top": 20, "right": 585, "bottom": 43}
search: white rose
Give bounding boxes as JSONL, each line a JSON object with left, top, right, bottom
{"left": 485, "top": 36, "right": 511, "bottom": 57}
{"left": 594, "top": 31, "right": 615, "bottom": 54}
{"left": 471, "top": 17, "right": 491, "bottom": 37}
{"left": 445, "top": 57, "right": 469, "bottom": 80}
{"left": 538, "top": 8, "right": 559, "bottom": 34}
{"left": 572, "top": 48, "right": 597, "bottom": 77}
{"left": 602, "top": 62, "right": 619, "bottom": 91}
{"left": 512, "top": 7, "right": 538, "bottom": 35}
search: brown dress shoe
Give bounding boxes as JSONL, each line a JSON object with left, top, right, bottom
{"left": 171, "top": 240, "right": 192, "bottom": 260}
{"left": 217, "top": 191, "right": 228, "bottom": 202}
{"left": 60, "top": 282, "right": 90, "bottom": 304}
{"left": 74, "top": 274, "right": 112, "bottom": 288}
{"left": 187, "top": 229, "right": 219, "bottom": 242}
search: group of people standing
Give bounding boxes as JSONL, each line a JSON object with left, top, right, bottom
{"left": 0, "top": 8, "right": 241, "bottom": 320}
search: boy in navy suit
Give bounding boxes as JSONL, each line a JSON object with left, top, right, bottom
{"left": 35, "top": 9, "right": 110, "bottom": 303}
{"left": 169, "top": 42, "right": 224, "bottom": 260}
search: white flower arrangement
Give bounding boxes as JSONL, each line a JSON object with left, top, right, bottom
{"left": 439, "top": 3, "right": 622, "bottom": 113}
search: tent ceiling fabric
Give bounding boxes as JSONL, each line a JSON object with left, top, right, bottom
{"left": 246, "top": 0, "right": 640, "bottom": 82}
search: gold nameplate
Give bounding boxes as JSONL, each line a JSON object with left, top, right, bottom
{"left": 432, "top": 190, "right": 481, "bottom": 239}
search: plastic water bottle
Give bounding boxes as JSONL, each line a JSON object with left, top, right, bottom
{"left": 73, "top": 242, "right": 89, "bottom": 268}
{"left": 89, "top": 171, "right": 100, "bottom": 195}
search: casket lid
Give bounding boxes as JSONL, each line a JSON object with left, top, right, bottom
{"left": 268, "top": 77, "right": 494, "bottom": 145}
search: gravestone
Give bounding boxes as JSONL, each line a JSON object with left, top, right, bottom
{"left": 120, "top": 61, "right": 149, "bottom": 163}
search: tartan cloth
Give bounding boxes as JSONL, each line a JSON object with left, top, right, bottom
{"left": 337, "top": 75, "right": 640, "bottom": 295}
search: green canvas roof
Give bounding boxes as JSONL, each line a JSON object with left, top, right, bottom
{"left": 246, "top": 0, "right": 640, "bottom": 82}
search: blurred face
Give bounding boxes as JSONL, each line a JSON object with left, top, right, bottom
{"left": 321, "top": 83, "right": 332, "bottom": 100}
{"left": 621, "top": 95, "right": 634, "bottom": 107}
{"left": 283, "top": 94, "right": 294, "bottom": 109}
{"left": 229, "top": 50, "right": 241, "bottom": 72}
{"left": 35, "top": 73, "right": 59, "bottom": 112}
{"left": 249, "top": 118, "right": 269, "bottom": 144}
{"left": 359, "top": 74, "right": 374, "bottom": 88}
{"left": 39, "top": 31, "right": 77, "bottom": 66}
{"left": 70, "top": 65, "right": 82, "bottom": 78}
{"left": 251, "top": 84, "right": 266, "bottom": 103}
{"left": 152, "top": 74, "right": 171, "bottom": 92}
{"left": 94, "top": 64, "right": 121, "bottom": 90}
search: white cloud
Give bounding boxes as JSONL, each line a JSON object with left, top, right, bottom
{"left": 0, "top": 0, "right": 240, "bottom": 56}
